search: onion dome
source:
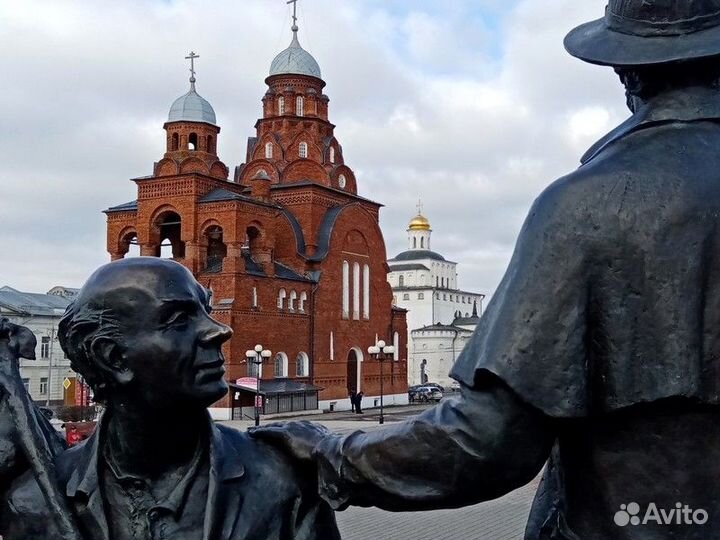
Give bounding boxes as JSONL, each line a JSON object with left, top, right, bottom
{"left": 269, "top": 26, "right": 322, "bottom": 78}
{"left": 408, "top": 213, "right": 431, "bottom": 231}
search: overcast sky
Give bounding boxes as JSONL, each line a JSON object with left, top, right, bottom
{"left": 0, "top": 0, "right": 626, "bottom": 300}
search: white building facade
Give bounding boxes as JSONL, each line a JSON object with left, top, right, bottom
{"left": 388, "top": 211, "right": 485, "bottom": 386}
{"left": 0, "top": 286, "right": 78, "bottom": 405}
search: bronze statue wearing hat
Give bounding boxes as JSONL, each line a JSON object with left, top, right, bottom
{"left": 255, "top": 1, "right": 720, "bottom": 538}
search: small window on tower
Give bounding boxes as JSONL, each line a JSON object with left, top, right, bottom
{"left": 296, "top": 95, "right": 304, "bottom": 116}
{"left": 207, "top": 135, "right": 214, "bottom": 153}
{"left": 278, "top": 96, "right": 285, "bottom": 115}
{"left": 329, "top": 147, "right": 335, "bottom": 163}
{"left": 171, "top": 133, "right": 179, "bottom": 151}
{"left": 265, "top": 142, "right": 273, "bottom": 159}
{"left": 188, "top": 133, "right": 198, "bottom": 151}
{"left": 299, "top": 142, "right": 308, "bottom": 159}
{"left": 338, "top": 174, "right": 346, "bottom": 189}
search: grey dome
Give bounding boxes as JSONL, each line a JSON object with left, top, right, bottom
{"left": 269, "top": 32, "right": 322, "bottom": 78}
{"left": 391, "top": 250, "right": 446, "bottom": 262}
{"left": 168, "top": 83, "right": 217, "bottom": 125}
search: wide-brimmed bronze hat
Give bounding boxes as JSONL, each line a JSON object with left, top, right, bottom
{"left": 565, "top": 0, "right": 720, "bottom": 66}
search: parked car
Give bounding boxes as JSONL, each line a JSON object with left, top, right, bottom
{"left": 409, "top": 385, "right": 443, "bottom": 403}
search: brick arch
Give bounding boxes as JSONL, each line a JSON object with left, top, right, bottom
{"left": 342, "top": 229, "right": 370, "bottom": 255}
{"left": 286, "top": 130, "right": 323, "bottom": 162}
{"left": 155, "top": 158, "right": 179, "bottom": 177}
{"left": 199, "top": 218, "right": 224, "bottom": 239}
{"left": 253, "top": 133, "right": 285, "bottom": 162}
{"left": 282, "top": 159, "right": 329, "bottom": 185}
{"left": 331, "top": 165, "right": 357, "bottom": 193}
{"left": 209, "top": 161, "right": 229, "bottom": 179}
{"left": 116, "top": 226, "right": 139, "bottom": 256}
{"left": 240, "top": 160, "right": 281, "bottom": 185}
{"left": 179, "top": 157, "right": 210, "bottom": 175}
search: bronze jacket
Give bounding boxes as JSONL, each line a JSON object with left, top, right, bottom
{"left": 1, "top": 416, "right": 339, "bottom": 540}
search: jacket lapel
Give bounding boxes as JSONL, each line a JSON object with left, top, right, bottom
{"left": 203, "top": 424, "right": 246, "bottom": 540}
{"left": 64, "top": 426, "right": 110, "bottom": 540}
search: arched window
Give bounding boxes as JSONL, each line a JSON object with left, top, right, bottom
{"left": 296, "top": 352, "right": 309, "bottom": 377}
{"left": 296, "top": 95, "right": 304, "bottom": 116}
{"left": 265, "top": 142, "right": 273, "bottom": 159}
{"left": 363, "top": 264, "right": 370, "bottom": 319}
{"left": 274, "top": 352, "right": 288, "bottom": 378}
{"left": 207, "top": 135, "right": 214, "bottom": 153}
{"left": 299, "top": 142, "right": 308, "bottom": 159}
{"left": 393, "top": 331, "right": 399, "bottom": 361}
{"left": 278, "top": 96, "right": 285, "bottom": 115}
{"left": 342, "top": 261, "right": 350, "bottom": 319}
{"left": 277, "top": 289, "right": 287, "bottom": 309}
{"left": 413, "top": 238, "right": 417, "bottom": 248}
{"left": 420, "top": 237, "right": 424, "bottom": 248}
{"left": 338, "top": 174, "right": 346, "bottom": 188}
{"left": 299, "top": 291, "right": 307, "bottom": 312}
{"left": 171, "top": 133, "right": 179, "bottom": 151}
{"left": 289, "top": 290, "right": 297, "bottom": 311}
{"left": 203, "top": 225, "right": 226, "bottom": 272}
{"left": 188, "top": 133, "right": 198, "bottom": 151}
{"left": 329, "top": 147, "right": 335, "bottom": 163}
{"left": 156, "top": 211, "right": 184, "bottom": 259}
{"left": 353, "top": 262, "right": 360, "bottom": 320}
{"left": 399, "top": 275, "right": 404, "bottom": 287}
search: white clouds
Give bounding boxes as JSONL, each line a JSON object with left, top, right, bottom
{"left": 0, "top": 0, "right": 625, "bottom": 302}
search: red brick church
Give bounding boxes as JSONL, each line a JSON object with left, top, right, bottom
{"left": 104, "top": 19, "right": 408, "bottom": 419}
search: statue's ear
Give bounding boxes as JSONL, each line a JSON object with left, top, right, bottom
{"left": 90, "top": 337, "right": 133, "bottom": 386}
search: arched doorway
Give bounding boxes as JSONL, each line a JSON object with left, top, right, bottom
{"left": 155, "top": 211, "right": 184, "bottom": 259}
{"left": 346, "top": 347, "right": 363, "bottom": 393}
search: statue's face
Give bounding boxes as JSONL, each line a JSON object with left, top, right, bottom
{"left": 103, "top": 260, "right": 232, "bottom": 410}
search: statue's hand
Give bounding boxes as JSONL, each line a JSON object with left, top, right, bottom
{"left": 249, "top": 421, "right": 332, "bottom": 462}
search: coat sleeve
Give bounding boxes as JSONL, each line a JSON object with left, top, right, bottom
{"left": 450, "top": 181, "right": 591, "bottom": 418}
{"left": 314, "top": 377, "right": 554, "bottom": 511}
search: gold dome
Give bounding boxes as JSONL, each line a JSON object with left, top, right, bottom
{"left": 408, "top": 213, "right": 431, "bottom": 231}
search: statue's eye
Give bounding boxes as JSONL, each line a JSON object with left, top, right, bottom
{"left": 166, "top": 311, "right": 190, "bottom": 327}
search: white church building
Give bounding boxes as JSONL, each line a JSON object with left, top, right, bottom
{"left": 388, "top": 209, "right": 485, "bottom": 387}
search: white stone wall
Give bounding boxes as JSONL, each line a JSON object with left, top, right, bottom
{"left": 410, "top": 328, "right": 473, "bottom": 387}
{"left": 0, "top": 312, "right": 74, "bottom": 404}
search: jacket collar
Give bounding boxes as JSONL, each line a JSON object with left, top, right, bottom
{"left": 581, "top": 87, "right": 720, "bottom": 165}
{"left": 64, "top": 411, "right": 246, "bottom": 540}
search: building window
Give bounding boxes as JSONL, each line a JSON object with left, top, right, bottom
{"left": 274, "top": 352, "right": 288, "bottom": 378}
{"left": 393, "top": 332, "right": 399, "bottom": 361}
{"left": 22, "top": 378, "right": 29, "bottom": 392}
{"left": 39, "top": 377, "right": 48, "bottom": 395}
{"left": 399, "top": 275, "right": 404, "bottom": 287}
{"left": 41, "top": 336, "right": 50, "bottom": 359}
{"left": 265, "top": 142, "right": 273, "bottom": 159}
{"left": 277, "top": 288, "right": 287, "bottom": 309}
{"left": 296, "top": 352, "right": 309, "bottom": 377}
{"left": 329, "top": 147, "right": 335, "bottom": 163}
{"left": 342, "top": 261, "right": 350, "bottom": 319}
{"left": 363, "top": 264, "right": 370, "bottom": 319}
{"left": 352, "top": 262, "right": 360, "bottom": 320}
{"left": 413, "top": 238, "right": 417, "bottom": 248}
{"left": 421, "top": 237, "right": 425, "bottom": 248}
{"left": 338, "top": 174, "right": 346, "bottom": 188}
{"left": 289, "top": 290, "right": 297, "bottom": 311}
{"left": 296, "top": 95, "right": 304, "bottom": 116}
{"left": 278, "top": 96, "right": 285, "bottom": 115}
{"left": 252, "top": 287, "right": 258, "bottom": 308}
{"left": 171, "top": 133, "right": 179, "bottom": 151}
{"left": 299, "top": 142, "right": 308, "bottom": 159}
{"left": 188, "top": 132, "right": 198, "bottom": 151}
{"left": 403, "top": 293, "right": 410, "bottom": 300}
{"left": 444, "top": 294, "right": 447, "bottom": 300}
{"left": 299, "top": 291, "right": 307, "bottom": 312}
{"left": 418, "top": 293, "right": 424, "bottom": 300}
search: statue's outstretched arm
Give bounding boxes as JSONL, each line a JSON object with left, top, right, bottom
{"left": 253, "top": 376, "right": 555, "bottom": 511}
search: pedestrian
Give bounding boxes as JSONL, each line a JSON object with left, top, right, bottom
{"left": 349, "top": 391, "right": 357, "bottom": 413}
{"left": 355, "top": 391, "right": 363, "bottom": 414}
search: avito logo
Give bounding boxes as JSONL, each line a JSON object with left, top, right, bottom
{"left": 614, "top": 502, "right": 708, "bottom": 527}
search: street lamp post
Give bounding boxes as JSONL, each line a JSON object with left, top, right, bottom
{"left": 368, "top": 340, "right": 395, "bottom": 425}
{"left": 246, "top": 344, "right": 272, "bottom": 427}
